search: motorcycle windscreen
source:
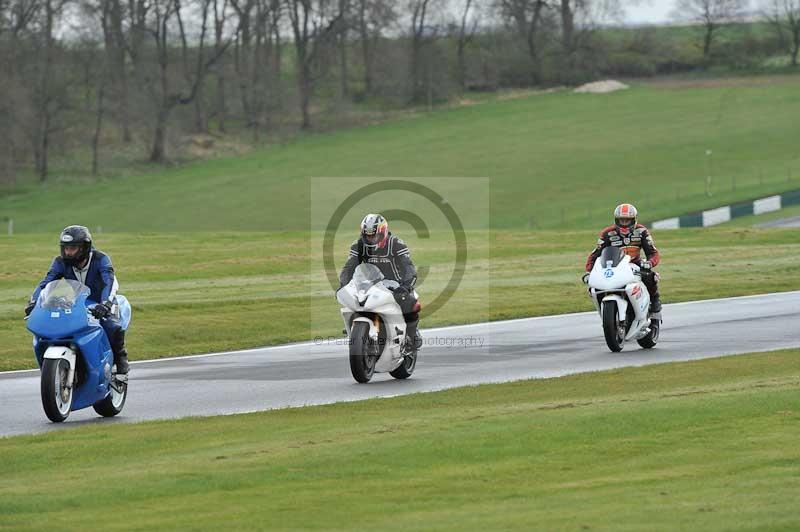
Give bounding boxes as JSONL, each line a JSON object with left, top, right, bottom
{"left": 352, "top": 263, "right": 384, "bottom": 293}
{"left": 599, "top": 246, "right": 625, "bottom": 269}
{"left": 37, "top": 279, "right": 90, "bottom": 310}
{"left": 28, "top": 279, "right": 93, "bottom": 339}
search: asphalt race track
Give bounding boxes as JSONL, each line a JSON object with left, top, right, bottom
{"left": 2, "top": 291, "right": 799, "bottom": 438}
{"left": 756, "top": 216, "right": 800, "bottom": 228}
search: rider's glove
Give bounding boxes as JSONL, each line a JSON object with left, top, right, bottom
{"left": 581, "top": 273, "right": 589, "bottom": 285}
{"left": 90, "top": 300, "right": 113, "bottom": 319}
{"left": 24, "top": 301, "right": 35, "bottom": 317}
{"left": 640, "top": 261, "right": 653, "bottom": 270}
{"left": 393, "top": 285, "right": 410, "bottom": 300}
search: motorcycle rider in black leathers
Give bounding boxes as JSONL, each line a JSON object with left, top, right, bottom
{"left": 339, "top": 213, "right": 423, "bottom": 355}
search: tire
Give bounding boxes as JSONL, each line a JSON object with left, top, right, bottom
{"left": 93, "top": 380, "right": 128, "bottom": 417}
{"left": 602, "top": 301, "right": 625, "bottom": 352}
{"left": 389, "top": 351, "right": 417, "bottom": 380}
{"left": 349, "top": 321, "right": 377, "bottom": 383}
{"left": 637, "top": 318, "right": 660, "bottom": 349}
{"left": 41, "top": 358, "right": 73, "bottom": 422}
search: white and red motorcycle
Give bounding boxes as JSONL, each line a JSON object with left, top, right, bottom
{"left": 336, "top": 263, "right": 418, "bottom": 383}
{"left": 586, "top": 247, "right": 660, "bottom": 352}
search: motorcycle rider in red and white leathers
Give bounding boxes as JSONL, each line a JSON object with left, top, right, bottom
{"left": 585, "top": 203, "right": 662, "bottom": 314}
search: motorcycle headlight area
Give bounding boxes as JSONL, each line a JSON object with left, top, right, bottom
{"left": 356, "top": 280, "right": 376, "bottom": 293}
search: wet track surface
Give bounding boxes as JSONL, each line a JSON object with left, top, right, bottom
{"left": 756, "top": 216, "right": 800, "bottom": 228}
{"left": 2, "top": 291, "right": 799, "bottom": 437}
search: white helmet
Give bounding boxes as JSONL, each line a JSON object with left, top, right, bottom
{"left": 613, "top": 203, "right": 638, "bottom": 233}
{"left": 360, "top": 213, "right": 388, "bottom": 248}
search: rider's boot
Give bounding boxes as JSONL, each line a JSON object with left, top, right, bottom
{"left": 650, "top": 291, "right": 662, "bottom": 321}
{"left": 401, "top": 320, "right": 422, "bottom": 356}
{"left": 644, "top": 271, "right": 662, "bottom": 316}
{"left": 111, "top": 330, "right": 130, "bottom": 375}
{"left": 115, "top": 351, "right": 130, "bottom": 376}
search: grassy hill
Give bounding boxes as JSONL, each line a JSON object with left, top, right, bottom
{"left": 1, "top": 76, "right": 800, "bottom": 232}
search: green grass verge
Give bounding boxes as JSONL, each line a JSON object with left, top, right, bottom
{"left": 1, "top": 227, "right": 799, "bottom": 371}
{"left": 1, "top": 350, "right": 798, "bottom": 530}
{"left": 2, "top": 77, "right": 800, "bottom": 232}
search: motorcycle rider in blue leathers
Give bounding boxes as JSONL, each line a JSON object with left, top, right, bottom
{"left": 25, "top": 225, "right": 130, "bottom": 375}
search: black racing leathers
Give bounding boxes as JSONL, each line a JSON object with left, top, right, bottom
{"left": 339, "top": 232, "right": 419, "bottom": 321}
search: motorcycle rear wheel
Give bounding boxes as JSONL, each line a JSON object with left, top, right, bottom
{"left": 93, "top": 378, "right": 128, "bottom": 417}
{"left": 390, "top": 350, "right": 417, "bottom": 380}
{"left": 637, "top": 318, "right": 660, "bottom": 349}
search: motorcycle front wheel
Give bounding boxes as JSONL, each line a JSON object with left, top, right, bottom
{"left": 602, "top": 301, "right": 625, "bottom": 352}
{"left": 41, "top": 358, "right": 73, "bottom": 422}
{"left": 349, "top": 321, "right": 377, "bottom": 383}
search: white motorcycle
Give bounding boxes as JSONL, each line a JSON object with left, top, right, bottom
{"left": 337, "top": 263, "right": 418, "bottom": 383}
{"left": 586, "top": 247, "right": 660, "bottom": 352}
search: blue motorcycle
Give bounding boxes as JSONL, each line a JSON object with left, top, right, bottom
{"left": 26, "top": 278, "right": 131, "bottom": 422}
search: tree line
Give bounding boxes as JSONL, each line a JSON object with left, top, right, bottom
{"left": 1, "top": 0, "right": 798, "bottom": 182}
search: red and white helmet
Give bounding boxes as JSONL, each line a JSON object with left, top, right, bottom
{"left": 360, "top": 213, "right": 388, "bottom": 248}
{"left": 613, "top": 203, "right": 638, "bottom": 233}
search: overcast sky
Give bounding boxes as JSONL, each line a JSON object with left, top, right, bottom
{"left": 624, "top": 1, "right": 674, "bottom": 25}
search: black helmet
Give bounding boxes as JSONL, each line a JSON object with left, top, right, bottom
{"left": 360, "top": 213, "right": 388, "bottom": 248}
{"left": 59, "top": 225, "right": 92, "bottom": 266}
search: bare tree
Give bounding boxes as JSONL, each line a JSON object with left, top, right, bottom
{"left": 560, "top": 0, "right": 575, "bottom": 56}
{"left": 77, "top": 0, "right": 132, "bottom": 143}
{"left": 0, "top": 0, "right": 45, "bottom": 181}
{"left": 231, "top": 0, "right": 256, "bottom": 125}
{"left": 496, "top": 0, "right": 550, "bottom": 83}
{"left": 124, "top": 0, "right": 149, "bottom": 69}
{"left": 765, "top": 0, "right": 800, "bottom": 66}
{"left": 100, "top": 0, "right": 133, "bottom": 142}
{"left": 557, "top": 0, "right": 622, "bottom": 81}
{"left": 179, "top": 0, "right": 215, "bottom": 133}
{"left": 454, "top": 0, "right": 479, "bottom": 89}
{"left": 252, "top": 0, "right": 283, "bottom": 135}
{"left": 408, "top": 0, "right": 438, "bottom": 102}
{"left": 286, "top": 0, "right": 342, "bottom": 129}
{"left": 2, "top": 0, "right": 41, "bottom": 36}
{"left": 672, "top": 0, "right": 748, "bottom": 59}
{"left": 212, "top": 0, "right": 229, "bottom": 131}
{"left": 232, "top": 0, "right": 282, "bottom": 132}
{"left": 29, "top": 0, "right": 73, "bottom": 181}
{"left": 356, "top": 0, "right": 395, "bottom": 95}
{"left": 74, "top": 2, "right": 109, "bottom": 173}
{"left": 143, "top": 0, "right": 179, "bottom": 162}
{"left": 130, "top": 0, "right": 229, "bottom": 162}
{"left": 336, "top": 0, "right": 350, "bottom": 97}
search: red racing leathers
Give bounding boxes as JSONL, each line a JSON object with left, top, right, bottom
{"left": 585, "top": 224, "right": 662, "bottom": 312}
